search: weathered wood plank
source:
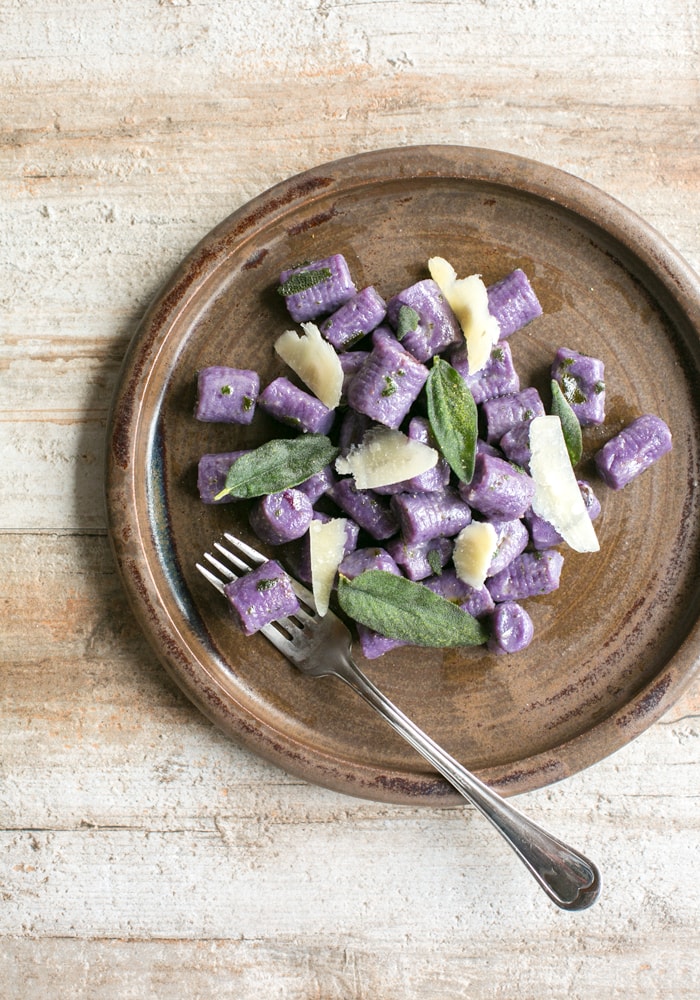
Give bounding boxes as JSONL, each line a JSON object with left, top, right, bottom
{"left": 1, "top": 796, "right": 698, "bottom": 997}
{"left": 2, "top": 931, "right": 697, "bottom": 1000}
{"left": 2, "top": 791, "right": 698, "bottom": 935}
{"left": 3, "top": 86, "right": 699, "bottom": 272}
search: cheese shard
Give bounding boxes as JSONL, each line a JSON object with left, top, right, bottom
{"left": 529, "top": 415, "right": 600, "bottom": 553}
{"left": 428, "top": 256, "right": 500, "bottom": 374}
{"left": 309, "top": 517, "right": 348, "bottom": 617}
{"left": 335, "top": 426, "right": 438, "bottom": 490}
{"left": 453, "top": 521, "right": 499, "bottom": 589}
{"left": 274, "top": 322, "right": 343, "bottom": 410}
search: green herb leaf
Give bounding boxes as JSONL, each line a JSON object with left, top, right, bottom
{"left": 396, "top": 304, "right": 420, "bottom": 341}
{"left": 381, "top": 375, "right": 397, "bottom": 397}
{"left": 550, "top": 379, "right": 583, "bottom": 466}
{"left": 560, "top": 371, "right": 587, "bottom": 405}
{"left": 214, "top": 434, "right": 339, "bottom": 500}
{"left": 337, "top": 570, "right": 488, "bottom": 647}
{"left": 277, "top": 268, "right": 332, "bottom": 297}
{"left": 426, "top": 357, "right": 478, "bottom": 483}
{"left": 427, "top": 547, "right": 444, "bottom": 577}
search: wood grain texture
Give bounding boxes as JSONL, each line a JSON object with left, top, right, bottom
{"left": 2, "top": 0, "right": 699, "bottom": 996}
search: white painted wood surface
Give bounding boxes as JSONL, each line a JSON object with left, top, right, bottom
{"left": 2, "top": 2, "right": 699, "bottom": 996}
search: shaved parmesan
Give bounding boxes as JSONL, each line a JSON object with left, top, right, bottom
{"left": 309, "top": 517, "right": 348, "bottom": 617}
{"left": 529, "top": 415, "right": 600, "bottom": 553}
{"left": 428, "top": 256, "right": 500, "bottom": 374}
{"left": 335, "top": 426, "right": 438, "bottom": 490}
{"left": 274, "top": 322, "right": 343, "bottom": 409}
{"left": 453, "top": 521, "right": 499, "bottom": 589}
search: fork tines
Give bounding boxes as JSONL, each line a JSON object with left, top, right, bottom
{"left": 196, "top": 531, "right": 315, "bottom": 612}
{"left": 196, "top": 532, "right": 264, "bottom": 588}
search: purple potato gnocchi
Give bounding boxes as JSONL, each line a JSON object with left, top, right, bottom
{"left": 295, "top": 465, "right": 337, "bottom": 503}
{"left": 423, "top": 569, "right": 495, "bottom": 618}
{"left": 487, "top": 550, "right": 564, "bottom": 603}
{"left": 459, "top": 451, "right": 536, "bottom": 521}
{"left": 482, "top": 387, "right": 545, "bottom": 443}
{"left": 320, "top": 286, "right": 387, "bottom": 350}
{"left": 248, "top": 488, "right": 314, "bottom": 546}
{"left": 487, "top": 601, "right": 534, "bottom": 654}
{"left": 487, "top": 518, "right": 530, "bottom": 576}
{"left": 391, "top": 488, "right": 473, "bottom": 544}
{"left": 486, "top": 268, "right": 543, "bottom": 339}
{"left": 224, "top": 560, "right": 299, "bottom": 635}
{"left": 578, "top": 480, "right": 602, "bottom": 520}
{"left": 258, "top": 376, "right": 335, "bottom": 435}
{"left": 278, "top": 254, "right": 356, "bottom": 322}
{"left": 195, "top": 366, "right": 259, "bottom": 424}
{"left": 328, "top": 478, "right": 399, "bottom": 540}
{"left": 339, "top": 546, "right": 401, "bottom": 580}
{"left": 386, "top": 278, "right": 462, "bottom": 362}
{"left": 357, "top": 626, "right": 408, "bottom": 659}
{"left": 197, "top": 450, "right": 248, "bottom": 504}
{"left": 551, "top": 348, "right": 606, "bottom": 426}
{"left": 498, "top": 419, "right": 533, "bottom": 470}
{"left": 346, "top": 329, "right": 430, "bottom": 429}
{"left": 449, "top": 340, "right": 520, "bottom": 403}
{"left": 385, "top": 536, "right": 453, "bottom": 581}
{"left": 338, "top": 350, "right": 371, "bottom": 400}
{"left": 594, "top": 414, "right": 672, "bottom": 489}
{"left": 337, "top": 408, "right": 374, "bottom": 456}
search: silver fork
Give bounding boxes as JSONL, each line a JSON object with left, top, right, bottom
{"left": 197, "top": 531, "right": 600, "bottom": 911}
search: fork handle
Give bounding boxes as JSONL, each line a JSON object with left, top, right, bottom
{"left": 335, "top": 658, "right": 600, "bottom": 911}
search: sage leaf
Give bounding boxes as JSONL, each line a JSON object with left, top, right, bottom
{"left": 337, "top": 570, "right": 488, "bottom": 647}
{"left": 427, "top": 547, "right": 444, "bottom": 577}
{"left": 214, "top": 434, "right": 338, "bottom": 500}
{"left": 396, "top": 304, "right": 420, "bottom": 341}
{"left": 426, "top": 356, "right": 478, "bottom": 483}
{"left": 277, "top": 268, "right": 331, "bottom": 297}
{"left": 550, "top": 379, "right": 583, "bottom": 466}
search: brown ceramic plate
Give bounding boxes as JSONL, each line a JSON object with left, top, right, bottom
{"left": 106, "top": 145, "right": 700, "bottom": 804}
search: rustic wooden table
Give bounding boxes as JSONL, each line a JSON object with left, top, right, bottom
{"left": 2, "top": 2, "right": 699, "bottom": 997}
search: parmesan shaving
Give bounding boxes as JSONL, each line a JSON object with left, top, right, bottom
{"left": 529, "top": 415, "right": 600, "bottom": 553}
{"left": 309, "top": 518, "right": 348, "bottom": 617}
{"left": 274, "top": 322, "right": 343, "bottom": 410}
{"left": 453, "top": 521, "right": 499, "bottom": 589}
{"left": 335, "top": 427, "right": 438, "bottom": 490}
{"left": 428, "top": 256, "right": 500, "bottom": 374}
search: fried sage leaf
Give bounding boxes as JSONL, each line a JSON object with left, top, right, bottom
{"left": 215, "top": 434, "right": 339, "bottom": 500}
{"left": 426, "top": 356, "right": 478, "bottom": 483}
{"left": 337, "top": 569, "right": 488, "bottom": 647}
